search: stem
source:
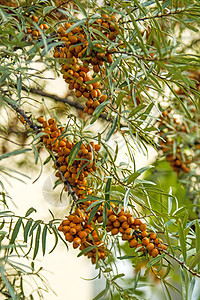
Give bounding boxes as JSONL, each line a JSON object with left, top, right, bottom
{"left": 5, "top": 99, "right": 79, "bottom": 208}
{"left": 162, "top": 249, "right": 200, "bottom": 278}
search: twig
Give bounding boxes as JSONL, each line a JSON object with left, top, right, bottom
{"left": 5, "top": 99, "right": 79, "bottom": 208}
{"left": 162, "top": 249, "right": 200, "bottom": 278}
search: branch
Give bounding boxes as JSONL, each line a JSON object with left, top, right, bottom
{"left": 162, "top": 249, "right": 200, "bottom": 278}
{"left": 26, "top": 87, "right": 159, "bottom": 149}
{"left": 5, "top": 98, "right": 78, "bottom": 208}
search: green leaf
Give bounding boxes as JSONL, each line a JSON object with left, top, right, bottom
{"left": 42, "top": 225, "right": 48, "bottom": 256}
{"left": 90, "top": 100, "right": 110, "bottom": 124}
{"left": 88, "top": 204, "right": 101, "bottom": 224}
{"left": 123, "top": 188, "right": 130, "bottom": 211}
{"left": 77, "top": 245, "right": 96, "bottom": 257}
{"left": 146, "top": 253, "right": 165, "bottom": 269}
{"left": 43, "top": 156, "right": 51, "bottom": 165}
{"left": 105, "top": 178, "right": 112, "bottom": 201}
{"left": 195, "top": 220, "right": 200, "bottom": 272}
{"left": 111, "top": 273, "right": 125, "bottom": 281}
{"left": 105, "top": 115, "right": 118, "bottom": 142}
{"left": 68, "top": 140, "right": 82, "bottom": 166}
{"left": 103, "top": 202, "right": 107, "bottom": 228}
{"left": 178, "top": 219, "right": 187, "bottom": 261}
{"left": 29, "top": 220, "right": 42, "bottom": 236}
{"left": 49, "top": 227, "right": 58, "bottom": 254}
{"left": 10, "top": 218, "right": 23, "bottom": 245}
{"left": 126, "top": 173, "right": 140, "bottom": 185}
{"left": 33, "top": 224, "right": 41, "bottom": 260}
{"left": 92, "top": 289, "right": 106, "bottom": 300}
{"left": 0, "top": 149, "right": 32, "bottom": 161}
{"left": 189, "top": 251, "right": 200, "bottom": 270}
{"left": 17, "top": 74, "right": 22, "bottom": 103}
{"left": 0, "top": 265, "right": 16, "bottom": 299}
{"left": 24, "top": 218, "right": 33, "bottom": 243}
{"left": 43, "top": 6, "right": 55, "bottom": 15}
{"left": 25, "top": 207, "right": 36, "bottom": 217}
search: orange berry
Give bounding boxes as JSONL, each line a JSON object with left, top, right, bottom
{"left": 100, "top": 95, "right": 107, "bottom": 102}
{"left": 150, "top": 232, "right": 157, "bottom": 240}
{"left": 146, "top": 243, "right": 155, "bottom": 252}
{"left": 70, "top": 228, "right": 77, "bottom": 235}
{"left": 151, "top": 248, "right": 159, "bottom": 257}
{"left": 60, "top": 165, "right": 67, "bottom": 173}
{"left": 113, "top": 220, "right": 120, "bottom": 227}
{"left": 92, "top": 100, "right": 100, "bottom": 108}
{"left": 91, "top": 90, "right": 98, "bottom": 98}
{"left": 65, "top": 232, "right": 74, "bottom": 242}
{"left": 109, "top": 214, "right": 117, "bottom": 222}
{"left": 37, "top": 117, "right": 44, "bottom": 123}
{"left": 62, "top": 220, "right": 70, "bottom": 226}
{"left": 78, "top": 231, "right": 88, "bottom": 239}
{"left": 139, "top": 223, "right": 147, "bottom": 231}
{"left": 142, "top": 237, "right": 149, "bottom": 246}
{"left": 127, "top": 217, "right": 135, "bottom": 225}
{"left": 141, "top": 231, "right": 148, "bottom": 238}
{"left": 92, "top": 81, "right": 100, "bottom": 89}
{"left": 94, "top": 144, "right": 101, "bottom": 152}
{"left": 134, "top": 218, "right": 142, "bottom": 225}
{"left": 62, "top": 226, "right": 70, "bottom": 232}
{"left": 129, "top": 239, "right": 138, "bottom": 248}
{"left": 32, "top": 15, "right": 38, "bottom": 22}
{"left": 122, "top": 221, "right": 129, "bottom": 229}
{"left": 111, "top": 228, "right": 119, "bottom": 235}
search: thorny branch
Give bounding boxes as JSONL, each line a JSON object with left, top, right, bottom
{"left": 5, "top": 99, "right": 78, "bottom": 208}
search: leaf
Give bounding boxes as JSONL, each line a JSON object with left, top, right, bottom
{"left": 25, "top": 207, "right": 36, "bottom": 217}
{"left": 105, "top": 115, "right": 118, "bottom": 141}
{"left": 68, "top": 140, "right": 82, "bottom": 166}
{"left": 105, "top": 178, "right": 112, "bottom": 201}
{"left": 189, "top": 251, "right": 200, "bottom": 270}
{"left": 111, "top": 273, "right": 125, "bottom": 281}
{"left": 103, "top": 202, "right": 107, "bottom": 228}
{"left": 0, "top": 149, "right": 32, "bottom": 160}
{"left": 29, "top": 220, "right": 42, "bottom": 236}
{"left": 146, "top": 253, "right": 165, "bottom": 269}
{"left": 88, "top": 204, "right": 101, "bottom": 224}
{"left": 42, "top": 225, "right": 48, "bottom": 256}
{"left": 92, "top": 289, "right": 106, "bottom": 300}
{"left": 49, "top": 227, "right": 58, "bottom": 254}
{"left": 126, "top": 173, "right": 140, "bottom": 185}
{"left": 178, "top": 219, "right": 187, "bottom": 261}
{"left": 195, "top": 220, "right": 200, "bottom": 272}
{"left": 90, "top": 100, "right": 110, "bottom": 124}
{"left": 77, "top": 245, "right": 96, "bottom": 257}
{"left": 0, "top": 265, "right": 16, "bottom": 299}
{"left": 123, "top": 188, "right": 130, "bottom": 211}
{"left": 10, "top": 218, "right": 23, "bottom": 245}
{"left": 17, "top": 74, "right": 22, "bottom": 103}
{"left": 24, "top": 218, "right": 33, "bottom": 243}
{"left": 43, "top": 156, "right": 51, "bottom": 165}
{"left": 33, "top": 224, "right": 41, "bottom": 260}
{"left": 43, "top": 6, "right": 55, "bottom": 15}
{"left": 117, "top": 255, "right": 136, "bottom": 260}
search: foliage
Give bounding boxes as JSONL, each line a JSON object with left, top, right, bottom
{"left": 0, "top": 0, "right": 200, "bottom": 299}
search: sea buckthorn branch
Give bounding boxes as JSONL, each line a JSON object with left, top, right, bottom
{"left": 161, "top": 249, "right": 200, "bottom": 279}
{"left": 4, "top": 100, "right": 84, "bottom": 204}
{"left": 5, "top": 99, "right": 40, "bottom": 134}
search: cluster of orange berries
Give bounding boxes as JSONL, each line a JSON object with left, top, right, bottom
{"left": 58, "top": 201, "right": 167, "bottom": 265}
{"left": 25, "top": 15, "right": 48, "bottom": 41}
{"left": 58, "top": 207, "right": 107, "bottom": 264}
{"left": 53, "top": 14, "right": 119, "bottom": 114}
{"left": 37, "top": 117, "right": 101, "bottom": 198}
{"left": 159, "top": 110, "right": 191, "bottom": 174}
{"left": 102, "top": 206, "right": 166, "bottom": 258}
